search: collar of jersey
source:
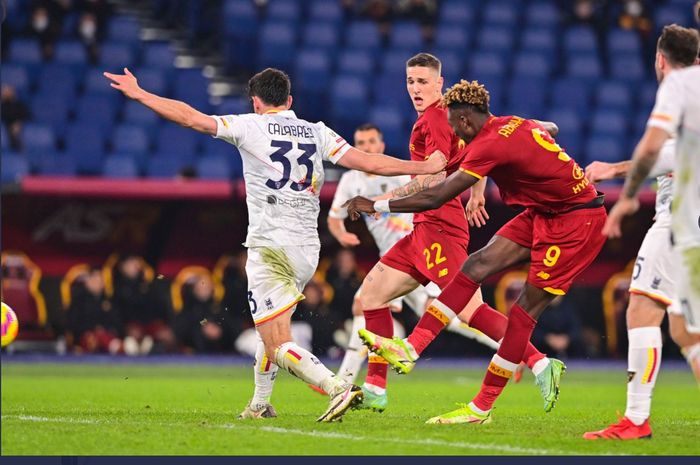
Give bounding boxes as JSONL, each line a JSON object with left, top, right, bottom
{"left": 264, "top": 109, "right": 297, "bottom": 118}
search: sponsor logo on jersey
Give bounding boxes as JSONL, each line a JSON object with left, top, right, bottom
{"left": 267, "top": 195, "right": 309, "bottom": 208}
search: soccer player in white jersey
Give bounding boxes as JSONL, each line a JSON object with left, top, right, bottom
{"left": 596, "top": 25, "right": 700, "bottom": 439}
{"left": 328, "top": 123, "right": 498, "bottom": 411}
{"left": 104, "top": 67, "right": 446, "bottom": 422}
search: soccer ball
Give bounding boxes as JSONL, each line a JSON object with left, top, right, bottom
{"left": 1, "top": 302, "right": 19, "bottom": 347}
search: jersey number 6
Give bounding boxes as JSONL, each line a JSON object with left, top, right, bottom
{"left": 266, "top": 140, "right": 316, "bottom": 191}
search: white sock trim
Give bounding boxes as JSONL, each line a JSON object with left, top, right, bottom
{"left": 491, "top": 354, "right": 519, "bottom": 372}
{"left": 430, "top": 300, "right": 458, "bottom": 321}
{"left": 531, "top": 357, "right": 550, "bottom": 377}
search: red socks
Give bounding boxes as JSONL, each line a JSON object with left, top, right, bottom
{"left": 469, "top": 303, "right": 546, "bottom": 368}
{"left": 473, "top": 304, "right": 538, "bottom": 411}
{"left": 407, "top": 272, "right": 480, "bottom": 354}
{"left": 364, "top": 307, "right": 393, "bottom": 389}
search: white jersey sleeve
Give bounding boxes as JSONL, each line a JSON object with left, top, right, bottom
{"left": 647, "top": 72, "right": 683, "bottom": 136}
{"left": 649, "top": 140, "right": 675, "bottom": 178}
{"left": 317, "top": 123, "right": 352, "bottom": 164}
{"left": 329, "top": 171, "right": 355, "bottom": 220}
{"left": 212, "top": 114, "right": 249, "bottom": 146}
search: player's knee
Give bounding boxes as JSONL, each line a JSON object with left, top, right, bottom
{"left": 461, "top": 251, "right": 490, "bottom": 283}
{"left": 626, "top": 295, "right": 665, "bottom": 329}
{"left": 351, "top": 298, "right": 364, "bottom": 316}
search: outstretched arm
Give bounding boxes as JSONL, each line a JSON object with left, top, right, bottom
{"left": 104, "top": 68, "right": 216, "bottom": 135}
{"left": 533, "top": 120, "right": 559, "bottom": 137}
{"left": 338, "top": 148, "right": 446, "bottom": 177}
{"left": 344, "top": 170, "right": 480, "bottom": 219}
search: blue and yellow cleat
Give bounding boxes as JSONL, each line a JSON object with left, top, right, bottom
{"left": 535, "top": 358, "right": 566, "bottom": 413}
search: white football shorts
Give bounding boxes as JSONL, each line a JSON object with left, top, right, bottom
{"left": 676, "top": 245, "right": 700, "bottom": 333}
{"left": 246, "top": 245, "right": 320, "bottom": 326}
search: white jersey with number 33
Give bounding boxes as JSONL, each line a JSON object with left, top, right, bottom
{"left": 212, "top": 110, "right": 351, "bottom": 247}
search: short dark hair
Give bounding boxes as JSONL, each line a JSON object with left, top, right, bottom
{"left": 406, "top": 52, "right": 441, "bottom": 75}
{"left": 355, "top": 123, "right": 383, "bottom": 139}
{"left": 247, "top": 68, "right": 291, "bottom": 106}
{"left": 657, "top": 24, "right": 700, "bottom": 67}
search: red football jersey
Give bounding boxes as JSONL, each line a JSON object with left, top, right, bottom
{"left": 459, "top": 116, "right": 597, "bottom": 213}
{"left": 409, "top": 101, "right": 469, "bottom": 238}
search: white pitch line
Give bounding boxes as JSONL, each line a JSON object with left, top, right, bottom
{"left": 2, "top": 414, "right": 627, "bottom": 456}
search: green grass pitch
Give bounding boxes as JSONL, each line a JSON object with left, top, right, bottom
{"left": 1, "top": 361, "right": 699, "bottom": 455}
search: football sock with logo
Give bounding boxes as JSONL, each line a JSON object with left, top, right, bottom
{"left": 625, "top": 327, "right": 662, "bottom": 425}
{"left": 472, "top": 304, "right": 537, "bottom": 412}
{"left": 469, "top": 303, "right": 547, "bottom": 368}
{"left": 338, "top": 315, "right": 367, "bottom": 384}
{"left": 251, "top": 333, "right": 278, "bottom": 408}
{"left": 406, "top": 272, "right": 479, "bottom": 354}
{"left": 364, "top": 307, "right": 393, "bottom": 390}
{"left": 274, "top": 342, "right": 344, "bottom": 396}
{"left": 682, "top": 342, "right": 700, "bottom": 387}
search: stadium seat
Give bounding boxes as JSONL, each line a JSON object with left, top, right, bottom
{"left": 525, "top": 2, "right": 560, "bottom": 28}
{"left": 381, "top": 49, "right": 414, "bottom": 78}
{"left": 483, "top": 3, "right": 519, "bottom": 26}
{"left": 143, "top": 42, "right": 176, "bottom": 69}
{"left": 123, "top": 100, "right": 160, "bottom": 127}
{"left": 132, "top": 68, "right": 168, "bottom": 96}
{"left": 369, "top": 106, "right": 407, "bottom": 157}
{"left": 607, "top": 29, "right": 641, "bottom": 55}
{"left": 55, "top": 40, "right": 87, "bottom": 66}
{"left": 257, "top": 22, "right": 298, "bottom": 70}
{"left": 654, "top": 6, "right": 688, "bottom": 29}
{"left": 30, "top": 93, "right": 71, "bottom": 133}
{"left": 546, "top": 109, "right": 583, "bottom": 137}
{"left": 1, "top": 153, "right": 29, "bottom": 184}
{"left": 112, "top": 124, "right": 151, "bottom": 158}
{"left": 200, "top": 135, "right": 233, "bottom": 157}
{"left": 550, "top": 78, "right": 591, "bottom": 113}
{"left": 564, "top": 25, "right": 598, "bottom": 53}
{"left": 35, "top": 152, "right": 78, "bottom": 176}
{"left": 585, "top": 136, "right": 625, "bottom": 164}
{"left": 173, "top": 69, "right": 209, "bottom": 101}
{"left": 196, "top": 155, "right": 232, "bottom": 180}
{"left": 346, "top": 21, "right": 381, "bottom": 50}
{"left": 302, "top": 24, "right": 339, "bottom": 51}
{"left": 22, "top": 124, "right": 56, "bottom": 154}
{"left": 146, "top": 156, "right": 190, "bottom": 178}
{"left": 295, "top": 49, "right": 332, "bottom": 92}
{"left": 390, "top": 21, "right": 424, "bottom": 50}
{"left": 37, "top": 64, "right": 79, "bottom": 100}
{"left": 9, "top": 39, "right": 42, "bottom": 64}
{"left": 591, "top": 110, "right": 628, "bottom": 137}
{"left": 267, "top": 0, "right": 300, "bottom": 22}
{"left": 439, "top": 1, "right": 475, "bottom": 25}
{"left": 156, "top": 125, "right": 199, "bottom": 162}
{"left": 513, "top": 52, "right": 552, "bottom": 78}
{"left": 637, "top": 81, "right": 658, "bottom": 114}
{"left": 468, "top": 52, "right": 506, "bottom": 80}
{"left": 477, "top": 27, "right": 515, "bottom": 55}
{"left": 99, "top": 42, "right": 137, "bottom": 70}
{"left": 309, "top": 0, "right": 343, "bottom": 23}
{"left": 433, "top": 25, "right": 470, "bottom": 51}
{"left": 215, "top": 97, "right": 251, "bottom": 116}
{"left": 222, "top": 0, "right": 259, "bottom": 68}
{"left": 107, "top": 16, "right": 141, "bottom": 42}
{"left": 506, "top": 78, "right": 547, "bottom": 117}
{"left": 596, "top": 81, "right": 632, "bottom": 112}
{"left": 65, "top": 122, "right": 106, "bottom": 175}
{"left": 337, "top": 49, "right": 375, "bottom": 79}
{"left": 521, "top": 29, "right": 557, "bottom": 54}
{"left": 330, "top": 76, "right": 369, "bottom": 138}
{"left": 566, "top": 54, "right": 602, "bottom": 81}
{"left": 1, "top": 125, "right": 8, "bottom": 151}
{"left": 610, "top": 54, "right": 646, "bottom": 82}
{"left": 431, "top": 49, "right": 461, "bottom": 87}
{"left": 102, "top": 155, "right": 139, "bottom": 178}
{"left": 75, "top": 95, "right": 118, "bottom": 132}
{"left": 372, "top": 73, "right": 414, "bottom": 116}
{"left": 2, "top": 64, "right": 31, "bottom": 96}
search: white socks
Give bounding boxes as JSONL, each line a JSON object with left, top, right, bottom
{"left": 338, "top": 315, "right": 368, "bottom": 384}
{"left": 251, "top": 335, "right": 277, "bottom": 409}
{"left": 531, "top": 357, "right": 551, "bottom": 377}
{"left": 625, "top": 327, "right": 662, "bottom": 425}
{"left": 446, "top": 318, "right": 500, "bottom": 350}
{"left": 275, "top": 341, "right": 345, "bottom": 397}
{"left": 682, "top": 342, "right": 700, "bottom": 386}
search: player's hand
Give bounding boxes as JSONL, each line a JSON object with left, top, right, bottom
{"left": 585, "top": 161, "right": 616, "bottom": 183}
{"left": 104, "top": 68, "right": 144, "bottom": 100}
{"left": 602, "top": 196, "right": 640, "bottom": 238}
{"left": 425, "top": 150, "right": 447, "bottom": 173}
{"left": 342, "top": 196, "right": 376, "bottom": 221}
{"left": 466, "top": 193, "right": 489, "bottom": 228}
{"left": 338, "top": 232, "right": 361, "bottom": 248}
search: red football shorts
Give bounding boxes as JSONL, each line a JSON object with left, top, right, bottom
{"left": 497, "top": 206, "right": 607, "bottom": 294}
{"left": 380, "top": 222, "right": 469, "bottom": 289}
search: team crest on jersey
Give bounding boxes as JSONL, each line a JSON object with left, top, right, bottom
{"left": 381, "top": 183, "right": 387, "bottom": 192}
{"left": 651, "top": 277, "right": 662, "bottom": 290}
{"left": 458, "top": 139, "right": 466, "bottom": 149}
{"left": 265, "top": 298, "right": 274, "bottom": 310}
